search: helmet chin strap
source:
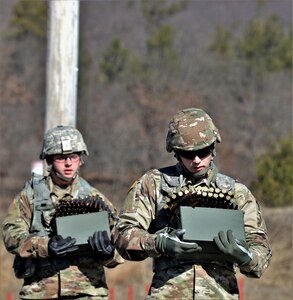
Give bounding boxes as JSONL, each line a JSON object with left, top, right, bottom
{"left": 50, "top": 167, "right": 78, "bottom": 185}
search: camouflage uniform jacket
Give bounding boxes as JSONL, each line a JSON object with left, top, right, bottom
{"left": 114, "top": 163, "right": 272, "bottom": 299}
{"left": 3, "top": 173, "right": 124, "bottom": 299}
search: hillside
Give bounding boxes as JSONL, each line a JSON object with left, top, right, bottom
{"left": 0, "top": 0, "right": 292, "bottom": 208}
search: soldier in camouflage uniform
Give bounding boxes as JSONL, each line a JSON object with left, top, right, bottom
{"left": 114, "top": 108, "right": 272, "bottom": 299}
{"left": 3, "top": 125, "right": 124, "bottom": 299}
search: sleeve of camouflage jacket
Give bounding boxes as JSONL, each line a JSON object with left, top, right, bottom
{"left": 235, "top": 182, "right": 272, "bottom": 278}
{"left": 114, "top": 171, "right": 160, "bottom": 261}
{"left": 2, "top": 185, "right": 49, "bottom": 258}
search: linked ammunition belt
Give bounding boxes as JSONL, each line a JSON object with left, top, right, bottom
{"left": 164, "top": 184, "right": 238, "bottom": 211}
{"left": 55, "top": 196, "right": 112, "bottom": 217}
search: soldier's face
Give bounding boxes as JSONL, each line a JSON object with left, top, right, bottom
{"left": 52, "top": 153, "right": 81, "bottom": 179}
{"left": 179, "top": 149, "right": 213, "bottom": 174}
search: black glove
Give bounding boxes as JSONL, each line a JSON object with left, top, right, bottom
{"left": 213, "top": 230, "right": 253, "bottom": 266}
{"left": 88, "top": 230, "right": 115, "bottom": 260}
{"left": 13, "top": 257, "right": 36, "bottom": 279}
{"left": 91, "top": 198, "right": 112, "bottom": 213}
{"left": 48, "top": 235, "right": 78, "bottom": 257}
{"left": 155, "top": 228, "right": 202, "bottom": 260}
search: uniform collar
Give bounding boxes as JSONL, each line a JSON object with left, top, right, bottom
{"left": 48, "top": 174, "right": 79, "bottom": 199}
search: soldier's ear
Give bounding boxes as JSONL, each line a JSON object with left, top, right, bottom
{"left": 79, "top": 154, "right": 84, "bottom": 166}
{"left": 174, "top": 151, "right": 181, "bottom": 162}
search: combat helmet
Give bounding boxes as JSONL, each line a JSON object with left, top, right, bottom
{"left": 166, "top": 108, "right": 221, "bottom": 153}
{"left": 40, "top": 125, "right": 89, "bottom": 160}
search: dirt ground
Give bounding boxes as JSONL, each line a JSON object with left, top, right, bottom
{"left": 1, "top": 206, "right": 292, "bottom": 300}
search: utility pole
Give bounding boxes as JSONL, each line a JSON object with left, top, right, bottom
{"left": 35, "top": 0, "right": 80, "bottom": 175}
{"left": 45, "top": 0, "right": 80, "bottom": 131}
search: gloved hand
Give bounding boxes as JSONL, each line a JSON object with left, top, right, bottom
{"left": 213, "top": 230, "right": 253, "bottom": 266}
{"left": 155, "top": 228, "right": 202, "bottom": 260}
{"left": 13, "top": 257, "right": 36, "bottom": 279}
{"left": 48, "top": 235, "right": 78, "bottom": 257}
{"left": 88, "top": 230, "right": 115, "bottom": 260}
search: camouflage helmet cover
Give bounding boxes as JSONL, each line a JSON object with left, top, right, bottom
{"left": 166, "top": 108, "right": 221, "bottom": 152}
{"left": 40, "top": 125, "right": 89, "bottom": 159}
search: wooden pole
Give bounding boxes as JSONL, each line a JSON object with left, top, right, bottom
{"left": 45, "top": 0, "right": 80, "bottom": 131}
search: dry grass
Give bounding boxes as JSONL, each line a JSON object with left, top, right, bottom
{"left": 1, "top": 206, "right": 292, "bottom": 300}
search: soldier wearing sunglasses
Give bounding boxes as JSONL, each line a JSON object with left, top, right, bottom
{"left": 114, "top": 108, "right": 271, "bottom": 299}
